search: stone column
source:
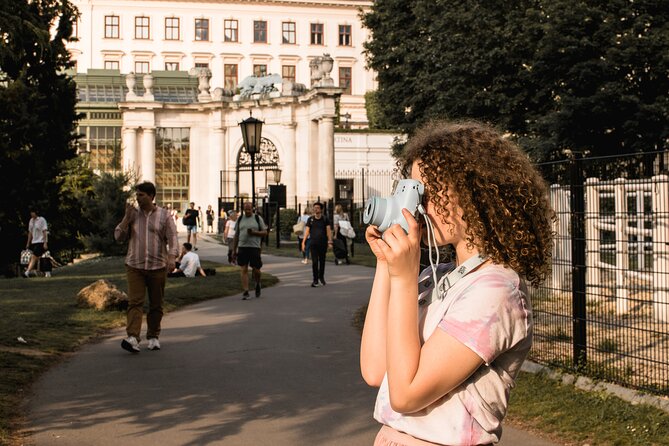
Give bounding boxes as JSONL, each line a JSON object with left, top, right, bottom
{"left": 211, "top": 128, "right": 226, "bottom": 205}
{"left": 319, "top": 117, "right": 335, "bottom": 200}
{"left": 122, "top": 127, "right": 138, "bottom": 178}
{"left": 140, "top": 127, "right": 156, "bottom": 183}
{"left": 282, "top": 122, "right": 297, "bottom": 201}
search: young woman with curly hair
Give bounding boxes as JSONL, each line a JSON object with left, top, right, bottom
{"left": 360, "top": 120, "right": 554, "bottom": 446}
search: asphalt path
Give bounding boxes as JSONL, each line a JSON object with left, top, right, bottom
{"left": 25, "top": 235, "right": 559, "bottom": 446}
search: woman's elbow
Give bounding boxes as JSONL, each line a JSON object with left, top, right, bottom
{"left": 360, "top": 366, "right": 384, "bottom": 387}
{"left": 389, "top": 393, "right": 423, "bottom": 414}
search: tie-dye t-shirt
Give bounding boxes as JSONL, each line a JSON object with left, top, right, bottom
{"left": 373, "top": 264, "right": 533, "bottom": 446}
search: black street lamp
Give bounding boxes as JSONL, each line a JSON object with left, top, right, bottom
{"left": 239, "top": 113, "right": 264, "bottom": 209}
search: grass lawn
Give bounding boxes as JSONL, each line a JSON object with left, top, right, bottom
{"left": 0, "top": 256, "right": 277, "bottom": 446}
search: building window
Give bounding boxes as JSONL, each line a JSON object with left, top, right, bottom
{"left": 156, "top": 128, "right": 190, "bottom": 211}
{"left": 104, "top": 15, "right": 120, "bottom": 39}
{"left": 165, "top": 17, "right": 180, "bottom": 40}
{"left": 282, "top": 65, "right": 296, "bottom": 83}
{"left": 135, "top": 16, "right": 150, "bottom": 39}
{"left": 224, "top": 19, "right": 238, "bottom": 42}
{"left": 253, "top": 64, "right": 267, "bottom": 77}
{"left": 194, "top": 62, "right": 209, "bottom": 69}
{"left": 253, "top": 20, "right": 267, "bottom": 43}
{"left": 72, "top": 19, "right": 78, "bottom": 38}
{"left": 104, "top": 60, "right": 119, "bottom": 70}
{"left": 195, "top": 18, "right": 209, "bottom": 41}
{"left": 339, "top": 67, "right": 352, "bottom": 94}
{"left": 135, "top": 61, "right": 150, "bottom": 74}
{"left": 224, "top": 64, "right": 238, "bottom": 91}
{"left": 338, "top": 24, "right": 352, "bottom": 46}
{"left": 310, "top": 23, "right": 323, "bottom": 45}
{"left": 81, "top": 126, "right": 122, "bottom": 173}
{"left": 282, "top": 22, "right": 296, "bottom": 44}
{"left": 165, "top": 62, "right": 179, "bottom": 71}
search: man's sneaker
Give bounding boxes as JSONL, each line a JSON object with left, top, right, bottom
{"left": 311, "top": 281, "right": 319, "bottom": 287}
{"left": 255, "top": 282, "right": 261, "bottom": 297}
{"left": 45, "top": 272, "right": 51, "bottom": 278}
{"left": 242, "top": 290, "right": 250, "bottom": 300}
{"left": 121, "top": 336, "right": 140, "bottom": 353}
{"left": 320, "top": 278, "right": 327, "bottom": 286}
{"left": 24, "top": 270, "right": 30, "bottom": 278}
{"left": 147, "top": 338, "right": 161, "bottom": 351}
{"left": 301, "top": 258, "right": 308, "bottom": 264}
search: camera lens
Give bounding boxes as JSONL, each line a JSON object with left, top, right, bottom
{"left": 363, "top": 197, "right": 387, "bottom": 227}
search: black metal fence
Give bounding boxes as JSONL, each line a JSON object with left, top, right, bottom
{"left": 534, "top": 151, "right": 669, "bottom": 395}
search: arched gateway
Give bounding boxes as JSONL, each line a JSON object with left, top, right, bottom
{"left": 115, "top": 58, "right": 342, "bottom": 213}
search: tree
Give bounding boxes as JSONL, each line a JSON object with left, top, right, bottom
{"left": 525, "top": 0, "right": 669, "bottom": 163}
{"left": 362, "top": 0, "right": 669, "bottom": 162}
{"left": 79, "top": 172, "right": 133, "bottom": 256}
{"left": 0, "top": 0, "right": 79, "bottom": 270}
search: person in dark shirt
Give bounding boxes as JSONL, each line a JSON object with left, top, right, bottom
{"left": 183, "top": 202, "right": 199, "bottom": 250}
{"left": 301, "top": 202, "right": 333, "bottom": 287}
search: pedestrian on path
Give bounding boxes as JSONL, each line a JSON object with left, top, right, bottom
{"left": 231, "top": 202, "right": 268, "bottom": 299}
{"left": 183, "top": 202, "right": 199, "bottom": 250}
{"left": 114, "top": 181, "right": 178, "bottom": 353}
{"left": 360, "top": 120, "right": 554, "bottom": 446}
{"left": 24, "top": 208, "right": 48, "bottom": 277}
{"left": 301, "top": 202, "right": 332, "bottom": 287}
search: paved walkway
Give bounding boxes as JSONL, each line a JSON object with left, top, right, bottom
{"left": 25, "top": 235, "right": 559, "bottom": 445}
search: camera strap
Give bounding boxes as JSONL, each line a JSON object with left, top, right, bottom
{"left": 418, "top": 253, "right": 488, "bottom": 307}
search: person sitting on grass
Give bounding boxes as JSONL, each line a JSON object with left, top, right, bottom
{"left": 169, "top": 243, "right": 206, "bottom": 278}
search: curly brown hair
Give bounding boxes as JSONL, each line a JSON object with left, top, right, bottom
{"left": 401, "top": 120, "right": 554, "bottom": 287}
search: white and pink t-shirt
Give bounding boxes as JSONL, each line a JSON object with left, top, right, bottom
{"left": 373, "top": 264, "right": 533, "bottom": 445}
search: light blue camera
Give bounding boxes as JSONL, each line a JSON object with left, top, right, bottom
{"left": 363, "top": 179, "right": 425, "bottom": 233}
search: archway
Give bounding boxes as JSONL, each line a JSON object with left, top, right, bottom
{"left": 235, "top": 137, "right": 280, "bottom": 201}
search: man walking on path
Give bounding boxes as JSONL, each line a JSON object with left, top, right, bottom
{"left": 114, "top": 181, "right": 178, "bottom": 353}
{"left": 232, "top": 202, "right": 268, "bottom": 299}
{"left": 302, "top": 202, "right": 333, "bottom": 287}
{"left": 183, "top": 202, "right": 200, "bottom": 250}
{"left": 24, "top": 208, "right": 48, "bottom": 277}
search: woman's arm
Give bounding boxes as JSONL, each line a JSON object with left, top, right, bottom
{"left": 381, "top": 210, "right": 483, "bottom": 413}
{"left": 360, "top": 260, "right": 391, "bottom": 386}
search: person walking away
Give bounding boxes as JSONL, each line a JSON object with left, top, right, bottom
{"left": 206, "top": 205, "right": 215, "bottom": 233}
{"left": 115, "top": 181, "right": 178, "bottom": 353}
{"left": 301, "top": 202, "right": 332, "bottom": 287}
{"left": 360, "top": 120, "right": 554, "bottom": 445}
{"left": 183, "top": 202, "right": 199, "bottom": 250}
{"left": 169, "top": 242, "right": 206, "bottom": 277}
{"left": 224, "top": 210, "right": 238, "bottom": 263}
{"left": 296, "top": 206, "right": 312, "bottom": 264}
{"left": 333, "top": 203, "right": 351, "bottom": 265}
{"left": 231, "top": 202, "right": 268, "bottom": 299}
{"left": 24, "top": 208, "right": 48, "bottom": 277}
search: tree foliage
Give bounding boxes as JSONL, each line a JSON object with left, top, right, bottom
{"left": 0, "top": 0, "right": 79, "bottom": 268}
{"left": 79, "top": 172, "right": 133, "bottom": 256}
{"left": 362, "top": 0, "right": 669, "bottom": 161}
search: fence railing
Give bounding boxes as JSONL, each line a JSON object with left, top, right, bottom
{"left": 534, "top": 151, "right": 669, "bottom": 395}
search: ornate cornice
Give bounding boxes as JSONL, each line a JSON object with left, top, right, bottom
{"left": 92, "top": 0, "right": 372, "bottom": 10}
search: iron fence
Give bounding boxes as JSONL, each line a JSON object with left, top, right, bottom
{"left": 534, "top": 151, "right": 669, "bottom": 395}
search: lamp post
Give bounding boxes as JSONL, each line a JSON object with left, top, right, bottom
{"left": 239, "top": 113, "right": 264, "bottom": 210}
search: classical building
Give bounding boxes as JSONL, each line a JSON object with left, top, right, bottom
{"left": 68, "top": 0, "right": 399, "bottom": 213}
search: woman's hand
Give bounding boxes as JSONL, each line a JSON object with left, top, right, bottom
{"left": 365, "top": 224, "right": 387, "bottom": 262}
{"left": 376, "top": 209, "right": 421, "bottom": 279}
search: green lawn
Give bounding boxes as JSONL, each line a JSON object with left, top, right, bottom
{"left": 0, "top": 256, "right": 277, "bottom": 446}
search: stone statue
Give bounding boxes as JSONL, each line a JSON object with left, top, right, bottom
{"left": 125, "top": 72, "right": 138, "bottom": 101}
{"left": 309, "top": 54, "right": 335, "bottom": 87}
{"left": 142, "top": 74, "right": 154, "bottom": 101}
{"left": 237, "top": 73, "right": 282, "bottom": 100}
{"left": 189, "top": 67, "right": 212, "bottom": 102}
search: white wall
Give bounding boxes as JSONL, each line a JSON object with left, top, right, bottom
{"left": 69, "top": 0, "right": 374, "bottom": 124}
